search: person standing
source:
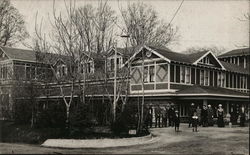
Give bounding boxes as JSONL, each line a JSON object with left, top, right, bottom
{"left": 168, "top": 103, "right": 175, "bottom": 127}
{"left": 201, "top": 105, "right": 208, "bottom": 127}
{"left": 207, "top": 105, "right": 214, "bottom": 126}
{"left": 188, "top": 103, "right": 196, "bottom": 128}
{"left": 217, "top": 104, "right": 225, "bottom": 127}
{"left": 192, "top": 112, "right": 199, "bottom": 132}
{"left": 196, "top": 105, "right": 202, "bottom": 126}
{"left": 161, "top": 106, "right": 167, "bottom": 127}
{"left": 173, "top": 110, "right": 180, "bottom": 132}
{"left": 239, "top": 106, "right": 246, "bottom": 127}
{"left": 145, "top": 105, "right": 153, "bottom": 128}
{"left": 155, "top": 104, "right": 161, "bottom": 128}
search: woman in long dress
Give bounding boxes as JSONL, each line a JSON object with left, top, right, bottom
{"left": 217, "top": 104, "right": 225, "bottom": 127}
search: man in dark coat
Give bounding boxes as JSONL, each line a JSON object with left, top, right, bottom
{"left": 188, "top": 103, "right": 196, "bottom": 128}
{"left": 155, "top": 104, "right": 161, "bottom": 128}
{"left": 174, "top": 110, "right": 180, "bottom": 132}
{"left": 168, "top": 103, "right": 175, "bottom": 127}
{"left": 145, "top": 104, "right": 153, "bottom": 128}
{"left": 161, "top": 106, "right": 167, "bottom": 127}
{"left": 201, "top": 105, "right": 208, "bottom": 127}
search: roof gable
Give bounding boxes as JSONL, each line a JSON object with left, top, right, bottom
{"left": 192, "top": 51, "right": 225, "bottom": 69}
{"left": 127, "top": 45, "right": 171, "bottom": 65}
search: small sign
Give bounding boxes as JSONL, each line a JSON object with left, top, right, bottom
{"left": 129, "top": 130, "right": 136, "bottom": 135}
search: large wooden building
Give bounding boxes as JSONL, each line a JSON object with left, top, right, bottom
{"left": 0, "top": 45, "right": 249, "bottom": 124}
{"left": 126, "top": 45, "right": 249, "bottom": 121}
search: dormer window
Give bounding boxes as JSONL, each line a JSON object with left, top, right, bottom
{"left": 108, "top": 56, "right": 123, "bottom": 71}
{"left": 80, "top": 61, "right": 94, "bottom": 74}
{"left": 57, "top": 64, "right": 67, "bottom": 77}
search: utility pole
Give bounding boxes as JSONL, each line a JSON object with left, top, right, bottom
{"left": 140, "top": 48, "right": 145, "bottom": 133}
{"left": 113, "top": 45, "right": 117, "bottom": 122}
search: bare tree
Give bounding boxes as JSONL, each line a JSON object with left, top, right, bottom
{"left": 32, "top": 0, "right": 118, "bottom": 128}
{"left": 0, "top": 0, "right": 29, "bottom": 46}
{"left": 119, "top": 2, "right": 178, "bottom": 47}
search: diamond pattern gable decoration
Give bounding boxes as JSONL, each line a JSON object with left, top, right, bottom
{"left": 156, "top": 65, "right": 168, "bottom": 82}
{"left": 131, "top": 67, "right": 141, "bottom": 84}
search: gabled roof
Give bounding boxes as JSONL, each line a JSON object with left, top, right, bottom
{"left": 0, "top": 46, "right": 36, "bottom": 62}
{"left": 218, "top": 48, "right": 250, "bottom": 58}
{"left": 187, "top": 50, "right": 208, "bottom": 64}
{"left": 176, "top": 85, "right": 248, "bottom": 97}
{"left": 147, "top": 45, "right": 189, "bottom": 63}
{"left": 107, "top": 45, "right": 143, "bottom": 58}
{"left": 129, "top": 45, "right": 225, "bottom": 67}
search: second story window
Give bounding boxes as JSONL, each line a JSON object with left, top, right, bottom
{"left": 200, "top": 70, "right": 204, "bottom": 85}
{"left": 180, "top": 66, "right": 185, "bottom": 83}
{"left": 108, "top": 57, "right": 122, "bottom": 71}
{"left": 57, "top": 64, "right": 67, "bottom": 77}
{"left": 185, "top": 67, "right": 191, "bottom": 84}
{"left": 143, "top": 65, "right": 155, "bottom": 83}
{"left": 143, "top": 66, "right": 148, "bottom": 83}
{"left": 149, "top": 66, "right": 155, "bottom": 82}
{"left": 204, "top": 70, "right": 209, "bottom": 86}
{"left": 0, "top": 65, "right": 8, "bottom": 79}
{"left": 81, "top": 61, "right": 94, "bottom": 74}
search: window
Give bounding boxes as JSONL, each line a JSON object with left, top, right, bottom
{"left": 142, "top": 65, "right": 155, "bottom": 83}
{"left": 2, "top": 65, "right": 7, "bottom": 79}
{"left": 149, "top": 66, "right": 155, "bottom": 82}
{"left": 221, "top": 73, "right": 225, "bottom": 87}
{"left": 209, "top": 71, "right": 213, "bottom": 86}
{"left": 191, "top": 68, "right": 195, "bottom": 84}
{"left": 26, "top": 65, "right": 31, "bottom": 80}
{"left": 196, "top": 69, "right": 200, "bottom": 85}
{"left": 204, "top": 70, "right": 209, "bottom": 86}
{"left": 180, "top": 66, "right": 185, "bottom": 83}
{"left": 176, "top": 66, "right": 180, "bottom": 83}
{"left": 56, "top": 64, "right": 67, "bottom": 77}
{"left": 240, "top": 75, "right": 244, "bottom": 89}
{"left": 143, "top": 66, "right": 148, "bottom": 83}
{"left": 110, "top": 59, "right": 114, "bottom": 71}
{"left": 185, "top": 67, "right": 191, "bottom": 84}
{"left": 170, "top": 64, "right": 175, "bottom": 82}
{"left": 109, "top": 57, "right": 122, "bottom": 71}
{"left": 200, "top": 70, "right": 204, "bottom": 85}
{"left": 217, "top": 72, "right": 221, "bottom": 86}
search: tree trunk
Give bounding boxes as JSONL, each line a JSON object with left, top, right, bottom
{"left": 66, "top": 105, "right": 70, "bottom": 129}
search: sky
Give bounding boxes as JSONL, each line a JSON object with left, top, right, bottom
{"left": 11, "top": 0, "right": 249, "bottom": 53}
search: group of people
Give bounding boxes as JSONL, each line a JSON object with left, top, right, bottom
{"left": 145, "top": 103, "right": 181, "bottom": 132}
{"left": 145, "top": 102, "right": 247, "bottom": 132}
{"left": 189, "top": 103, "right": 225, "bottom": 132}
{"left": 188, "top": 103, "right": 217, "bottom": 130}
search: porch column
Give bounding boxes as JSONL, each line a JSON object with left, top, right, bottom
{"left": 152, "top": 106, "right": 155, "bottom": 123}
{"left": 168, "top": 63, "right": 170, "bottom": 90}
{"left": 203, "top": 99, "right": 207, "bottom": 106}
{"left": 226, "top": 101, "right": 230, "bottom": 114}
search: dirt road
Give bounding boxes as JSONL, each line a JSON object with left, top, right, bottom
{"left": 0, "top": 124, "right": 249, "bottom": 154}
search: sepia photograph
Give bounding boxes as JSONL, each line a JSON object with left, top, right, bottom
{"left": 0, "top": 0, "right": 249, "bottom": 154}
